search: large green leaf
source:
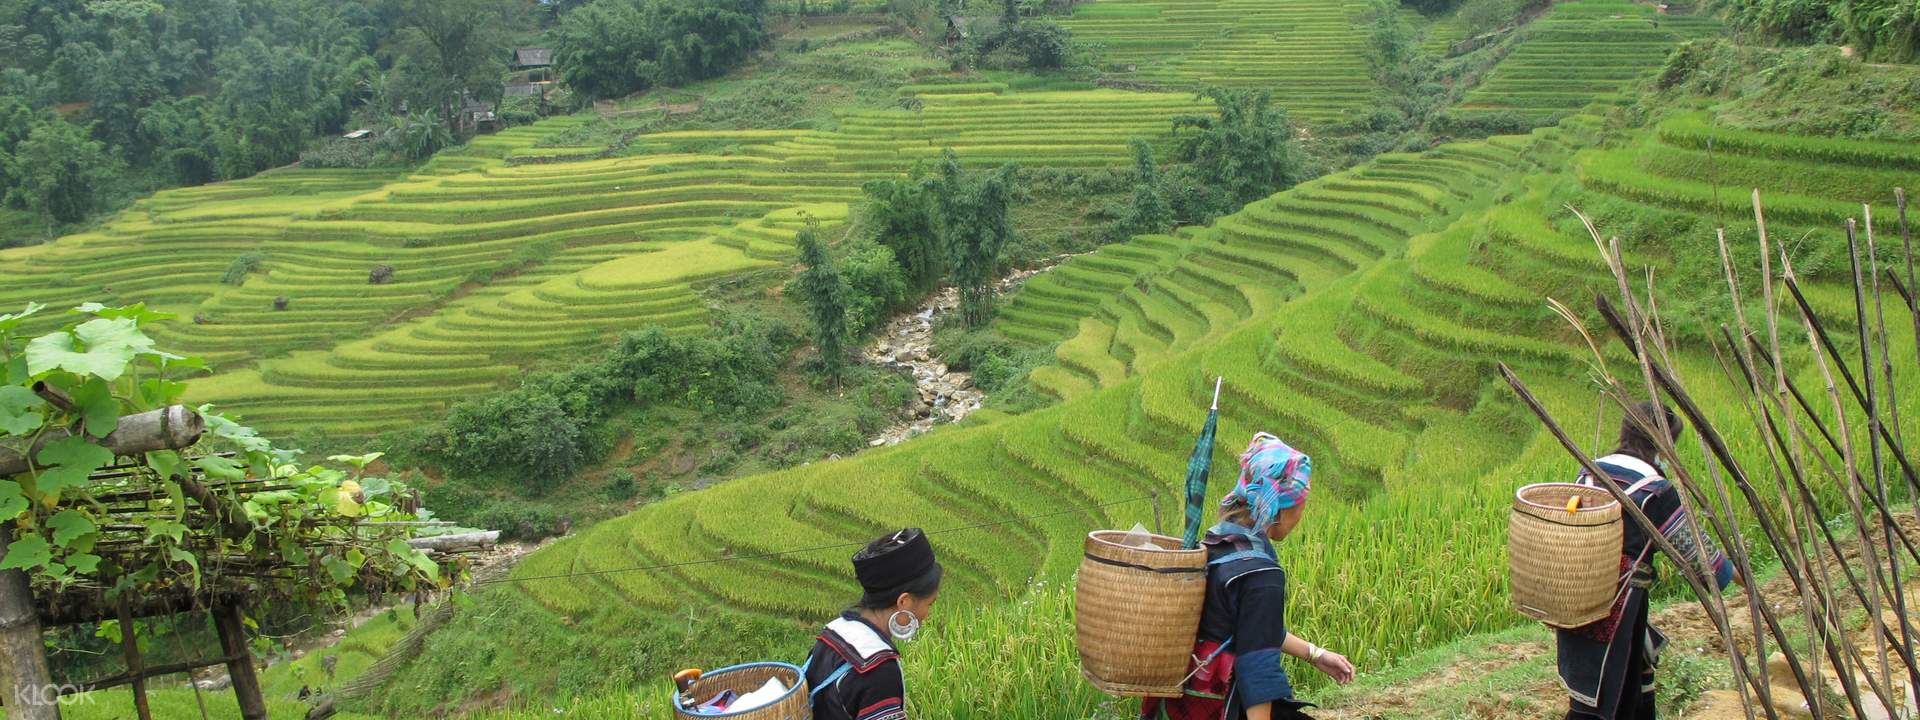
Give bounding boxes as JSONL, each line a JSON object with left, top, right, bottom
{"left": 24, "top": 318, "right": 155, "bottom": 381}
{"left": 68, "top": 377, "right": 120, "bottom": 438}
{"left": 0, "top": 481, "right": 28, "bottom": 518}
{"left": 0, "top": 386, "right": 45, "bottom": 436}
{"left": 48, "top": 510, "right": 95, "bottom": 547}
{"left": 73, "top": 302, "right": 174, "bottom": 325}
{"left": 32, "top": 437, "right": 114, "bottom": 500}
{"left": 0, "top": 302, "right": 45, "bottom": 333}
{"left": 0, "top": 536, "right": 49, "bottom": 571}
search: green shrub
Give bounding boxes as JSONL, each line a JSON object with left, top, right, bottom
{"left": 299, "top": 138, "right": 380, "bottom": 169}
{"left": 221, "top": 252, "right": 263, "bottom": 285}
{"left": 606, "top": 469, "right": 639, "bottom": 501}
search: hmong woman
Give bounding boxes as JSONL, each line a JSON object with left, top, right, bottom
{"left": 1558, "top": 401, "right": 1737, "bottom": 720}
{"left": 803, "top": 528, "right": 941, "bottom": 720}
{"left": 1143, "top": 433, "right": 1356, "bottom": 720}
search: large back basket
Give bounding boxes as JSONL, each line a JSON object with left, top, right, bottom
{"left": 1075, "top": 530, "right": 1208, "bottom": 697}
{"left": 1508, "top": 483, "right": 1624, "bottom": 628}
{"left": 672, "top": 662, "right": 810, "bottom": 720}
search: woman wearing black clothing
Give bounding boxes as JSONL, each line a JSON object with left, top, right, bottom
{"left": 1558, "top": 402, "right": 1737, "bottom": 720}
{"left": 803, "top": 528, "right": 940, "bottom": 720}
{"left": 1143, "top": 433, "right": 1355, "bottom": 720}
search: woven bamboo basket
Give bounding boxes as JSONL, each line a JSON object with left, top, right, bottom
{"left": 1076, "top": 530, "right": 1208, "bottom": 698}
{"left": 672, "top": 662, "right": 810, "bottom": 720}
{"left": 1509, "top": 483, "right": 1625, "bottom": 628}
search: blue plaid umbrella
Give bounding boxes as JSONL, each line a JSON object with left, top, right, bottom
{"left": 1180, "top": 377, "right": 1223, "bottom": 549}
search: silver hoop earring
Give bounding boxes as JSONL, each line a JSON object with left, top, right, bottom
{"left": 887, "top": 609, "right": 920, "bottom": 641}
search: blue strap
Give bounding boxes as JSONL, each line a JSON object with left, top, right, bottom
{"left": 808, "top": 662, "right": 854, "bottom": 706}
{"left": 1209, "top": 549, "right": 1270, "bottom": 567}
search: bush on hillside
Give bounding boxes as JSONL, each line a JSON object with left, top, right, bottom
{"left": 1720, "top": 0, "right": 1920, "bottom": 61}
{"left": 221, "top": 252, "right": 264, "bottom": 285}
{"left": 299, "top": 138, "right": 381, "bottom": 168}
{"left": 1166, "top": 87, "right": 1310, "bottom": 223}
{"left": 552, "top": 0, "right": 772, "bottom": 100}
{"left": 1650, "top": 39, "right": 1920, "bottom": 140}
{"left": 413, "top": 313, "right": 795, "bottom": 492}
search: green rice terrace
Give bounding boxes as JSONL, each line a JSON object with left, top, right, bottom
{"left": 3, "top": 0, "right": 1919, "bottom": 717}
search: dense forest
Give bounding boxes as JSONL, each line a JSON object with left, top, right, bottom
{"left": 0, "top": 0, "right": 528, "bottom": 239}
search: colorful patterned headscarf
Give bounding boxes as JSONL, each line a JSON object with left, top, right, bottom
{"left": 1220, "top": 432, "right": 1312, "bottom": 531}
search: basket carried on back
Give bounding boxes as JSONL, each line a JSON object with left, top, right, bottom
{"left": 672, "top": 662, "right": 810, "bottom": 720}
{"left": 1509, "top": 483, "right": 1624, "bottom": 628}
{"left": 1076, "top": 530, "right": 1208, "bottom": 698}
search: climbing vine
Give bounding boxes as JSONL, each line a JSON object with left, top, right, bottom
{"left": 0, "top": 302, "right": 447, "bottom": 613}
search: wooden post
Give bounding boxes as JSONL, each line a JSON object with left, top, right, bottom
{"left": 213, "top": 605, "right": 266, "bottom": 720}
{"left": 0, "top": 405, "right": 204, "bottom": 477}
{"left": 116, "top": 601, "right": 150, "bottom": 720}
{"left": 0, "top": 529, "right": 57, "bottom": 720}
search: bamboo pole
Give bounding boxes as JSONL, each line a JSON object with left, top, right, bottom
{"left": 0, "top": 527, "right": 56, "bottom": 720}
{"left": 213, "top": 605, "right": 266, "bottom": 720}
{"left": 0, "top": 405, "right": 204, "bottom": 477}
{"left": 1498, "top": 364, "right": 1778, "bottom": 709}
{"left": 118, "top": 600, "right": 152, "bottom": 720}
{"left": 1866, "top": 199, "right": 1920, "bottom": 701}
{"left": 1753, "top": 191, "right": 1825, "bottom": 716}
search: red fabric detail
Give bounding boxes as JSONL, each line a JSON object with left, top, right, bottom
{"left": 856, "top": 698, "right": 903, "bottom": 717}
{"left": 1572, "top": 555, "right": 1636, "bottom": 643}
{"left": 1139, "top": 640, "right": 1236, "bottom": 720}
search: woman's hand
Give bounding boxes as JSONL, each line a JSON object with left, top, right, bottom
{"left": 1311, "top": 649, "right": 1355, "bottom": 685}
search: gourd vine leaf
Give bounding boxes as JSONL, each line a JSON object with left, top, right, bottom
{"left": 138, "top": 378, "right": 187, "bottom": 407}
{"left": 49, "top": 510, "right": 96, "bottom": 547}
{"left": 68, "top": 377, "right": 120, "bottom": 438}
{"left": 323, "top": 555, "right": 353, "bottom": 584}
{"left": 34, "top": 437, "right": 115, "bottom": 502}
{"left": 25, "top": 318, "right": 155, "bottom": 381}
{"left": 0, "top": 385, "right": 45, "bottom": 436}
{"left": 3, "top": 356, "right": 27, "bottom": 385}
{"left": 146, "top": 451, "right": 188, "bottom": 520}
{"left": 165, "top": 545, "right": 200, "bottom": 588}
{"left": 73, "top": 303, "right": 174, "bottom": 325}
{"left": 0, "top": 302, "right": 45, "bottom": 333}
{"left": 0, "top": 481, "right": 27, "bottom": 518}
{"left": 145, "top": 520, "right": 187, "bottom": 544}
{"left": 68, "top": 553, "right": 101, "bottom": 575}
{"left": 193, "top": 455, "right": 246, "bottom": 482}
{"left": 0, "top": 536, "right": 50, "bottom": 571}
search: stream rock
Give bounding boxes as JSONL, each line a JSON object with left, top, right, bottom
{"left": 862, "top": 262, "right": 1061, "bottom": 447}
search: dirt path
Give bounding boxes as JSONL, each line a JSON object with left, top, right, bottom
{"left": 1319, "top": 512, "right": 1920, "bottom": 720}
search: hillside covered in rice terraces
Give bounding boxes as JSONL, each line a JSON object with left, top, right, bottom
{"left": 1, "top": 0, "right": 1918, "bottom": 718}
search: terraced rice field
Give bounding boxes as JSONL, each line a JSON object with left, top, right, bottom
{"left": 0, "top": 89, "right": 1214, "bottom": 435}
{"left": 1062, "top": 0, "right": 1376, "bottom": 123}
{"left": 472, "top": 128, "right": 1572, "bottom": 684}
{"left": 433, "top": 98, "right": 1920, "bottom": 702}
{"left": 1454, "top": 0, "right": 1720, "bottom": 121}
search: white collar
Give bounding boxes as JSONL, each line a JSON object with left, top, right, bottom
{"left": 1593, "top": 454, "right": 1661, "bottom": 480}
{"left": 825, "top": 616, "right": 893, "bottom": 663}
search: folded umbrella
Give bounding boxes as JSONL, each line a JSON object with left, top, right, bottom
{"left": 1181, "top": 377, "right": 1223, "bottom": 549}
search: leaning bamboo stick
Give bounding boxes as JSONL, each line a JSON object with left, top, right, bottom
{"left": 1753, "top": 191, "right": 1826, "bottom": 716}
{"left": 1595, "top": 295, "right": 1875, "bottom": 717}
{"left": 1497, "top": 364, "right": 1778, "bottom": 711}
{"left": 1782, "top": 243, "right": 1899, "bottom": 712}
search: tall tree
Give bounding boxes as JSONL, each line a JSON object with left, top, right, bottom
{"left": 551, "top": 0, "right": 770, "bottom": 101}
{"left": 793, "top": 218, "right": 853, "bottom": 383}
{"left": 1120, "top": 138, "right": 1172, "bottom": 237}
{"left": 390, "top": 0, "right": 515, "bottom": 131}
{"left": 861, "top": 165, "right": 942, "bottom": 293}
{"left": 1168, "top": 87, "right": 1306, "bottom": 221}
{"left": 4, "top": 118, "right": 119, "bottom": 227}
{"left": 549, "top": 0, "right": 657, "bottom": 99}
{"left": 934, "top": 150, "right": 1017, "bottom": 327}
